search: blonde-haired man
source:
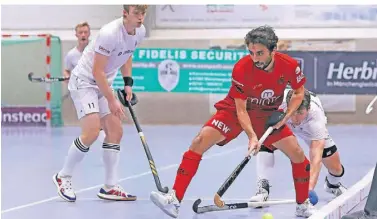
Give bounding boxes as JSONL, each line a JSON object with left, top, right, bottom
{"left": 53, "top": 5, "right": 148, "bottom": 202}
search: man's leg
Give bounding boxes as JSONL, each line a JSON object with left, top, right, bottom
{"left": 322, "top": 146, "right": 346, "bottom": 197}
{"left": 273, "top": 133, "right": 315, "bottom": 218}
{"left": 53, "top": 87, "right": 101, "bottom": 202}
{"left": 150, "top": 110, "right": 242, "bottom": 218}
{"left": 96, "top": 108, "right": 137, "bottom": 201}
{"left": 250, "top": 145, "right": 276, "bottom": 203}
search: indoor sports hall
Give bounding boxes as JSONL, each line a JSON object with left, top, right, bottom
{"left": 2, "top": 4, "right": 377, "bottom": 219}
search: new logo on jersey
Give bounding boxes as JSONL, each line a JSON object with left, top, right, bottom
{"left": 158, "top": 59, "right": 180, "bottom": 92}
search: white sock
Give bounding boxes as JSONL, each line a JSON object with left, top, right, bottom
{"left": 327, "top": 165, "right": 344, "bottom": 185}
{"left": 256, "top": 151, "right": 275, "bottom": 182}
{"left": 59, "top": 137, "right": 89, "bottom": 177}
{"left": 102, "top": 142, "right": 120, "bottom": 187}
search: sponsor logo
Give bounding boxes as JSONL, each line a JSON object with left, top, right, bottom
{"left": 98, "top": 46, "right": 110, "bottom": 54}
{"left": 211, "top": 119, "right": 231, "bottom": 133}
{"left": 1, "top": 106, "right": 47, "bottom": 126}
{"left": 247, "top": 89, "right": 281, "bottom": 107}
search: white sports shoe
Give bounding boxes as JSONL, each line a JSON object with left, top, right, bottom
{"left": 150, "top": 189, "right": 180, "bottom": 218}
{"left": 296, "top": 198, "right": 317, "bottom": 218}
{"left": 97, "top": 185, "right": 137, "bottom": 201}
{"left": 324, "top": 176, "right": 347, "bottom": 197}
{"left": 52, "top": 173, "right": 76, "bottom": 202}
{"left": 249, "top": 179, "right": 270, "bottom": 207}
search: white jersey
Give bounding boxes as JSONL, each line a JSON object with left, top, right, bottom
{"left": 280, "top": 90, "right": 336, "bottom": 148}
{"left": 71, "top": 17, "right": 145, "bottom": 85}
{"left": 64, "top": 47, "right": 82, "bottom": 71}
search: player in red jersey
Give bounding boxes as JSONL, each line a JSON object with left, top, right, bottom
{"left": 150, "top": 26, "right": 316, "bottom": 218}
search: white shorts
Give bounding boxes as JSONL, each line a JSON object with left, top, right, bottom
{"left": 68, "top": 75, "right": 111, "bottom": 120}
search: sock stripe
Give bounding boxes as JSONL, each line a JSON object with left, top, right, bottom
{"left": 74, "top": 138, "right": 89, "bottom": 152}
{"left": 102, "top": 143, "right": 120, "bottom": 151}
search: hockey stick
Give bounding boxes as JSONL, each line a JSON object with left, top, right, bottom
{"left": 213, "top": 126, "right": 274, "bottom": 207}
{"left": 193, "top": 198, "right": 295, "bottom": 214}
{"left": 28, "top": 72, "right": 70, "bottom": 83}
{"left": 121, "top": 91, "right": 168, "bottom": 194}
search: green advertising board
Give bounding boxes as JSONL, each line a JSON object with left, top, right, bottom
{"left": 113, "top": 48, "right": 249, "bottom": 93}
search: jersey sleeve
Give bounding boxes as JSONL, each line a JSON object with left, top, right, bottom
{"left": 94, "top": 29, "right": 116, "bottom": 57}
{"left": 288, "top": 60, "right": 306, "bottom": 89}
{"left": 228, "top": 63, "right": 248, "bottom": 100}
{"left": 64, "top": 53, "right": 75, "bottom": 71}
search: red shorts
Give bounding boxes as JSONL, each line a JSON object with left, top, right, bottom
{"left": 204, "top": 110, "right": 293, "bottom": 147}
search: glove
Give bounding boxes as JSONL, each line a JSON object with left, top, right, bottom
{"left": 309, "top": 190, "right": 319, "bottom": 205}
{"left": 265, "top": 111, "right": 286, "bottom": 130}
{"left": 116, "top": 89, "right": 138, "bottom": 107}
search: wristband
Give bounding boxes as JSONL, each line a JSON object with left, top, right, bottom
{"left": 123, "top": 76, "right": 133, "bottom": 87}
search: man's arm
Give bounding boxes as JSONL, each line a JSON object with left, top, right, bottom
{"left": 63, "top": 69, "right": 71, "bottom": 78}
{"left": 309, "top": 139, "right": 325, "bottom": 190}
{"left": 92, "top": 53, "right": 116, "bottom": 102}
{"left": 120, "top": 56, "right": 132, "bottom": 78}
{"left": 235, "top": 98, "right": 257, "bottom": 139}
{"left": 284, "top": 85, "right": 305, "bottom": 118}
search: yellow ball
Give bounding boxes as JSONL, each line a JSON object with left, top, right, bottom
{"left": 262, "top": 213, "right": 274, "bottom": 219}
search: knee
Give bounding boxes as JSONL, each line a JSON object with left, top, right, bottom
{"left": 104, "top": 121, "right": 123, "bottom": 142}
{"left": 82, "top": 124, "right": 101, "bottom": 145}
{"left": 190, "top": 133, "right": 207, "bottom": 155}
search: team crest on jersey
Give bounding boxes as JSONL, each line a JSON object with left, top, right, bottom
{"left": 158, "top": 59, "right": 180, "bottom": 92}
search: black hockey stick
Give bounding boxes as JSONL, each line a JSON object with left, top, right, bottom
{"left": 116, "top": 89, "right": 169, "bottom": 193}
{"left": 28, "top": 72, "right": 70, "bottom": 83}
{"left": 193, "top": 198, "right": 295, "bottom": 214}
{"left": 213, "top": 127, "right": 274, "bottom": 207}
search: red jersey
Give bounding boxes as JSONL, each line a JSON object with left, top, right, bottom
{"left": 215, "top": 52, "right": 306, "bottom": 112}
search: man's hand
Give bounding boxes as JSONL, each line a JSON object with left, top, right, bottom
{"left": 124, "top": 86, "right": 133, "bottom": 102}
{"left": 246, "top": 135, "right": 260, "bottom": 157}
{"left": 108, "top": 97, "right": 126, "bottom": 120}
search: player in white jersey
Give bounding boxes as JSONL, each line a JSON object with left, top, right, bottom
{"left": 250, "top": 89, "right": 347, "bottom": 206}
{"left": 53, "top": 5, "right": 148, "bottom": 202}
{"left": 64, "top": 22, "right": 91, "bottom": 79}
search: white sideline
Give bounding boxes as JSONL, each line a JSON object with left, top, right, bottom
{"left": 1, "top": 146, "right": 243, "bottom": 214}
{"left": 309, "top": 167, "right": 375, "bottom": 219}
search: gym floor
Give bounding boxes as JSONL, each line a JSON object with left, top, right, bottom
{"left": 2, "top": 124, "right": 376, "bottom": 219}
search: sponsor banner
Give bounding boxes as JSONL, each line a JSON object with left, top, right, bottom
{"left": 155, "top": 5, "right": 377, "bottom": 28}
{"left": 284, "top": 51, "right": 377, "bottom": 94}
{"left": 113, "top": 48, "right": 249, "bottom": 93}
{"left": 1, "top": 106, "right": 47, "bottom": 126}
{"left": 113, "top": 48, "right": 376, "bottom": 95}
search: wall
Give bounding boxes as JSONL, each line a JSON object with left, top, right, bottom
{"left": 1, "top": 5, "right": 121, "bottom": 30}
{"left": 60, "top": 38, "right": 377, "bottom": 126}
{"left": 2, "top": 5, "right": 376, "bottom": 126}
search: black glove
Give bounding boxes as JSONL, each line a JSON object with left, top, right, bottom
{"left": 266, "top": 110, "right": 286, "bottom": 130}
{"left": 116, "top": 89, "right": 138, "bottom": 107}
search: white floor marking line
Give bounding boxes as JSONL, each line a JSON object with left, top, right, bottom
{"left": 2, "top": 146, "right": 243, "bottom": 214}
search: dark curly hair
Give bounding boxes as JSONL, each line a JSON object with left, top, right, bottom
{"left": 244, "top": 25, "right": 279, "bottom": 52}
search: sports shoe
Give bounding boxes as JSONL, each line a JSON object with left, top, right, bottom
{"left": 52, "top": 173, "right": 76, "bottom": 202}
{"left": 249, "top": 179, "right": 270, "bottom": 207}
{"left": 97, "top": 185, "right": 137, "bottom": 201}
{"left": 296, "top": 198, "right": 317, "bottom": 218}
{"left": 324, "top": 176, "right": 347, "bottom": 197}
{"left": 150, "top": 189, "right": 180, "bottom": 218}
